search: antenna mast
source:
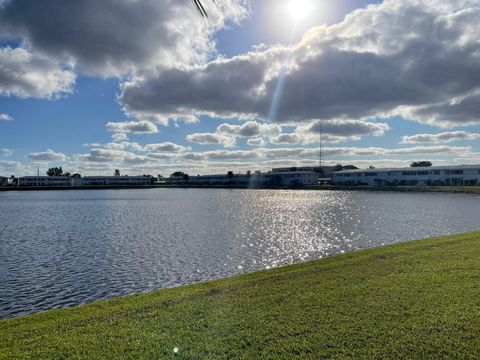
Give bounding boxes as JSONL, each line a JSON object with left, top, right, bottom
{"left": 319, "top": 120, "right": 323, "bottom": 169}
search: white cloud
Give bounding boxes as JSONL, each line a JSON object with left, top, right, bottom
{"left": 402, "top": 131, "right": 480, "bottom": 144}
{"left": 144, "top": 142, "right": 190, "bottom": 153}
{"left": 0, "top": 0, "right": 248, "bottom": 78}
{"left": 217, "top": 121, "right": 281, "bottom": 138}
{"left": 0, "top": 113, "right": 13, "bottom": 121}
{"left": 1, "top": 148, "right": 13, "bottom": 157}
{"left": 247, "top": 137, "right": 266, "bottom": 146}
{"left": 112, "top": 133, "right": 128, "bottom": 141}
{"left": 26, "top": 149, "right": 66, "bottom": 162}
{"left": 0, "top": 47, "right": 75, "bottom": 99}
{"left": 105, "top": 121, "right": 158, "bottom": 134}
{"left": 186, "top": 133, "right": 236, "bottom": 148}
{"left": 271, "top": 120, "right": 390, "bottom": 144}
{"left": 120, "top": 0, "right": 480, "bottom": 128}
{"left": 0, "top": 160, "right": 23, "bottom": 173}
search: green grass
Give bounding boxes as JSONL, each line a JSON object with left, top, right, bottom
{"left": 1, "top": 232, "right": 480, "bottom": 359}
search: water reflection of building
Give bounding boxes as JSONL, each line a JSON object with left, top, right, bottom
{"left": 332, "top": 165, "right": 480, "bottom": 186}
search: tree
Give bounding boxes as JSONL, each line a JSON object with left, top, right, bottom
{"left": 64, "top": 172, "right": 72, "bottom": 177}
{"left": 410, "top": 161, "right": 432, "bottom": 168}
{"left": 114, "top": 169, "right": 121, "bottom": 176}
{"left": 227, "top": 171, "right": 234, "bottom": 179}
{"left": 47, "top": 167, "right": 63, "bottom": 176}
{"left": 343, "top": 165, "right": 359, "bottom": 170}
{"left": 183, "top": 173, "right": 190, "bottom": 181}
{"left": 332, "top": 164, "right": 344, "bottom": 172}
{"left": 170, "top": 171, "right": 185, "bottom": 178}
{"left": 368, "top": 165, "right": 376, "bottom": 169}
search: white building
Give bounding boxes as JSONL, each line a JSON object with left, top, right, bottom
{"left": 18, "top": 176, "right": 72, "bottom": 187}
{"left": 332, "top": 165, "right": 480, "bottom": 186}
{"left": 17, "top": 175, "right": 154, "bottom": 187}
{"left": 80, "top": 176, "right": 154, "bottom": 186}
{"left": 167, "top": 171, "right": 319, "bottom": 187}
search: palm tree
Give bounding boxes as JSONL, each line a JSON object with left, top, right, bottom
{"left": 193, "top": 0, "right": 214, "bottom": 17}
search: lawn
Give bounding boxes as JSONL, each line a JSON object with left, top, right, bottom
{"left": 1, "top": 231, "right": 480, "bottom": 359}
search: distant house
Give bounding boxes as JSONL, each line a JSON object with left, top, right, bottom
{"left": 332, "top": 165, "right": 480, "bottom": 186}
{"left": 18, "top": 176, "right": 72, "bottom": 187}
{"left": 80, "top": 176, "right": 154, "bottom": 186}
{"left": 0, "top": 176, "right": 8, "bottom": 186}
{"left": 167, "top": 171, "right": 319, "bottom": 187}
{"left": 17, "top": 175, "right": 154, "bottom": 187}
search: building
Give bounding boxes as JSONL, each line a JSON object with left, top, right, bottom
{"left": 332, "top": 165, "right": 480, "bottom": 186}
{"left": 0, "top": 176, "right": 8, "bottom": 186}
{"left": 16, "top": 175, "right": 154, "bottom": 187}
{"left": 167, "top": 171, "right": 319, "bottom": 187}
{"left": 80, "top": 176, "right": 154, "bottom": 186}
{"left": 272, "top": 166, "right": 335, "bottom": 177}
{"left": 18, "top": 176, "right": 72, "bottom": 187}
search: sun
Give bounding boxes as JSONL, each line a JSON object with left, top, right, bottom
{"left": 287, "top": 0, "right": 313, "bottom": 21}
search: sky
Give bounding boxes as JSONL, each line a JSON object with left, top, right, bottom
{"left": 0, "top": 0, "right": 480, "bottom": 176}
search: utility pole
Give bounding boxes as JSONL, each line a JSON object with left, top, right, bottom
{"left": 319, "top": 120, "right": 323, "bottom": 169}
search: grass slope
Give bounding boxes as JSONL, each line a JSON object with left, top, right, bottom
{"left": 1, "top": 232, "right": 480, "bottom": 359}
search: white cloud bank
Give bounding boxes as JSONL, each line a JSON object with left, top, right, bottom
{"left": 120, "top": 0, "right": 480, "bottom": 128}
{"left": 26, "top": 149, "right": 66, "bottom": 162}
{"left": 0, "top": 0, "right": 248, "bottom": 98}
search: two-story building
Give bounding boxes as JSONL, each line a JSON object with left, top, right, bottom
{"left": 332, "top": 165, "right": 480, "bottom": 186}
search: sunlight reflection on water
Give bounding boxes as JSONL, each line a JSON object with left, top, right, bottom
{"left": 0, "top": 189, "right": 478, "bottom": 318}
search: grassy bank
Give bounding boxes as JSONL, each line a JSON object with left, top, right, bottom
{"left": 1, "top": 232, "right": 480, "bottom": 359}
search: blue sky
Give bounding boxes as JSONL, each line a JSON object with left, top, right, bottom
{"left": 1, "top": 0, "right": 480, "bottom": 176}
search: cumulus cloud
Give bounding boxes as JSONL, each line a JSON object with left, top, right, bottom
{"left": 186, "top": 121, "right": 281, "bottom": 148}
{"left": 0, "top": 47, "right": 75, "bottom": 99}
{"left": 1, "top": 148, "right": 13, "bottom": 157}
{"left": 402, "top": 131, "right": 480, "bottom": 144}
{"left": 75, "top": 149, "right": 128, "bottom": 163}
{"left": 144, "top": 142, "right": 190, "bottom": 153}
{"left": 217, "top": 121, "right": 281, "bottom": 138}
{"left": 186, "top": 133, "right": 236, "bottom": 148}
{"left": 105, "top": 121, "right": 158, "bottom": 134}
{"left": 111, "top": 133, "right": 128, "bottom": 141}
{"left": 120, "top": 0, "right": 480, "bottom": 127}
{"left": 247, "top": 137, "right": 266, "bottom": 146}
{"left": 0, "top": 113, "right": 13, "bottom": 121}
{"left": 271, "top": 120, "right": 390, "bottom": 144}
{"left": 0, "top": 160, "right": 22, "bottom": 173}
{"left": 26, "top": 149, "right": 66, "bottom": 162}
{"left": 0, "top": 0, "right": 248, "bottom": 78}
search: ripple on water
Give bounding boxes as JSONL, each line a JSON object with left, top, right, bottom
{"left": 0, "top": 189, "right": 479, "bottom": 318}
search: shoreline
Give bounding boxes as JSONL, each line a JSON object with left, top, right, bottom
{"left": 1, "top": 231, "right": 480, "bottom": 358}
{"left": 1, "top": 184, "right": 480, "bottom": 194}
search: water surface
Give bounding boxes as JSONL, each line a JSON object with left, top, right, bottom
{"left": 0, "top": 189, "right": 479, "bottom": 318}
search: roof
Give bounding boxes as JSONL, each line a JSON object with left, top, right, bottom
{"left": 334, "top": 164, "right": 480, "bottom": 174}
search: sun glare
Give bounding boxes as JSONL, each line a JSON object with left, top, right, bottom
{"left": 288, "top": 0, "right": 313, "bottom": 21}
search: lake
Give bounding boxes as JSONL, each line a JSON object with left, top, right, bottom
{"left": 0, "top": 189, "right": 479, "bottom": 318}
